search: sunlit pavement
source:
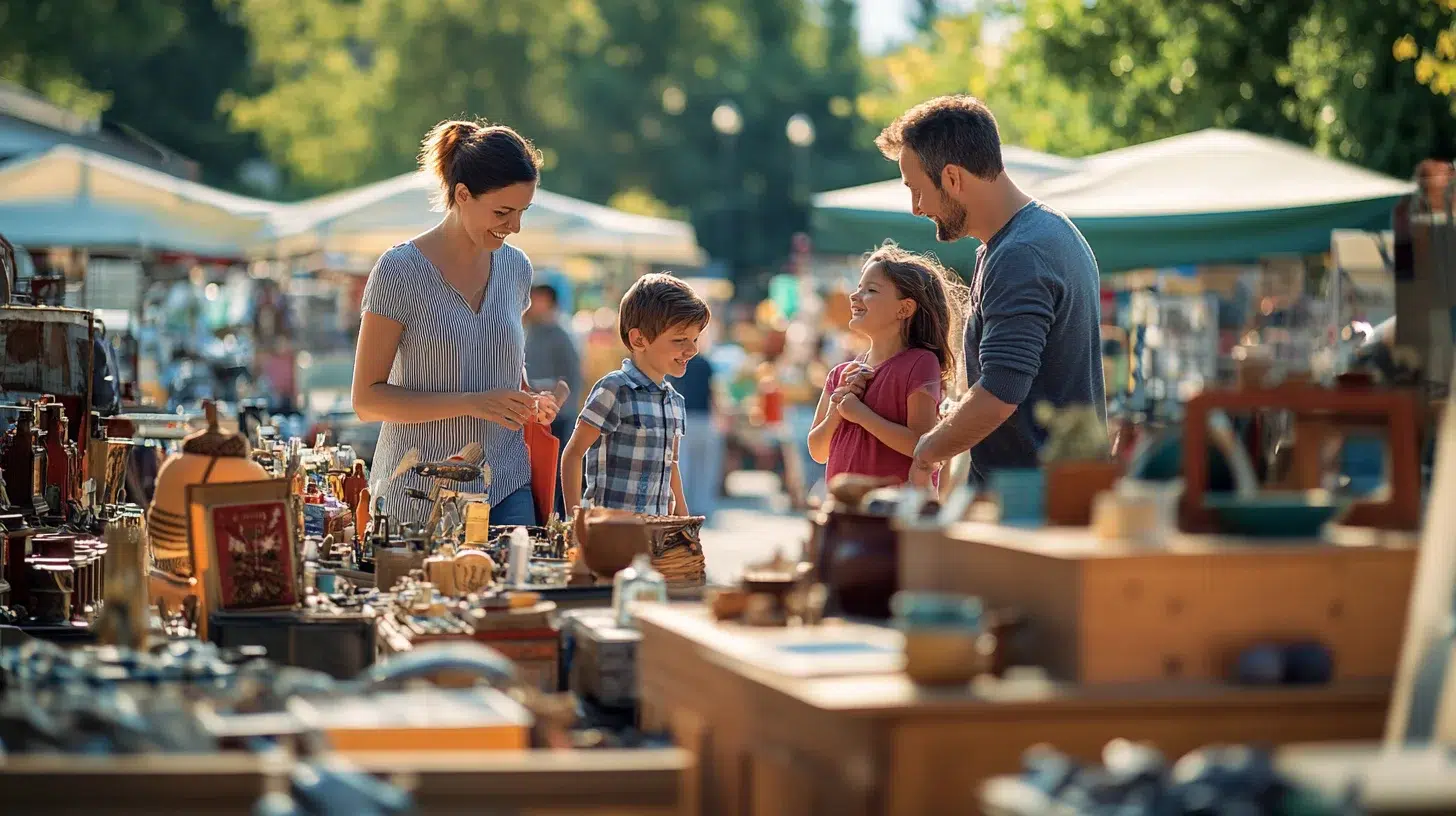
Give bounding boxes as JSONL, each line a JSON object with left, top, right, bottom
{"left": 700, "top": 471, "right": 810, "bottom": 586}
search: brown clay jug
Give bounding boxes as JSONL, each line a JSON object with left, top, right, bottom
{"left": 575, "top": 507, "right": 651, "bottom": 579}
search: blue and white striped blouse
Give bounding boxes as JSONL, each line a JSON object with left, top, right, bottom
{"left": 360, "top": 241, "right": 532, "bottom": 526}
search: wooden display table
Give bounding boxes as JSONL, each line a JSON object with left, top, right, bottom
{"left": 635, "top": 605, "right": 1392, "bottom": 816}
{"left": 0, "top": 748, "right": 692, "bottom": 815}
{"left": 898, "top": 521, "right": 1418, "bottom": 685}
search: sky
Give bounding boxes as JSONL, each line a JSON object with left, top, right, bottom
{"left": 855, "top": 0, "right": 995, "bottom": 53}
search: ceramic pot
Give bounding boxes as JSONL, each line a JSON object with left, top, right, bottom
{"left": 989, "top": 468, "right": 1046, "bottom": 525}
{"left": 147, "top": 403, "right": 268, "bottom": 562}
{"left": 576, "top": 508, "right": 651, "bottom": 579}
{"left": 1045, "top": 460, "right": 1123, "bottom": 526}
{"left": 819, "top": 507, "right": 897, "bottom": 619}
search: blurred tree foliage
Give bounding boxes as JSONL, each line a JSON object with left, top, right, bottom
{"left": 1017, "top": 0, "right": 1455, "bottom": 176}
{"left": 857, "top": 12, "right": 1122, "bottom": 159}
{"left": 222, "top": 0, "right": 885, "bottom": 285}
{"left": 1393, "top": 0, "right": 1456, "bottom": 100}
{"left": 0, "top": 0, "right": 183, "bottom": 118}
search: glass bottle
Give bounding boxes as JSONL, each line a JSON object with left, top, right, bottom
{"left": 612, "top": 553, "right": 668, "bottom": 628}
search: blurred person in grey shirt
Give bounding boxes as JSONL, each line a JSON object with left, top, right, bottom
{"left": 526, "top": 283, "right": 582, "bottom": 516}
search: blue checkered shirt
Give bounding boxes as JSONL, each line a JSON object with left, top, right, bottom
{"left": 578, "top": 359, "right": 686, "bottom": 515}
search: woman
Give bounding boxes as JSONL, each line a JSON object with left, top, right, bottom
{"left": 352, "top": 119, "right": 559, "bottom": 528}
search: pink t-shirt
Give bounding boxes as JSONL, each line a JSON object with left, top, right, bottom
{"left": 825, "top": 348, "right": 943, "bottom": 485}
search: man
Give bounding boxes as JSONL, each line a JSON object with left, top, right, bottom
{"left": 872, "top": 95, "right": 1106, "bottom": 486}
{"left": 524, "top": 283, "right": 582, "bottom": 515}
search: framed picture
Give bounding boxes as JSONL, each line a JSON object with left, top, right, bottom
{"left": 188, "top": 479, "right": 300, "bottom": 618}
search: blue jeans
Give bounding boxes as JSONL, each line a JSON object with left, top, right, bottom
{"left": 492, "top": 483, "right": 537, "bottom": 527}
{"left": 678, "top": 412, "right": 724, "bottom": 521}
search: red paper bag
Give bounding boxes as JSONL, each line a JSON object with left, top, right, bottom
{"left": 523, "top": 421, "right": 559, "bottom": 524}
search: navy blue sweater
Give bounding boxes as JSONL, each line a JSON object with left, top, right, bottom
{"left": 963, "top": 201, "right": 1107, "bottom": 483}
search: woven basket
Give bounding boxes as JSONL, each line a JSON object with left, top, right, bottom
{"left": 640, "top": 514, "right": 706, "bottom": 585}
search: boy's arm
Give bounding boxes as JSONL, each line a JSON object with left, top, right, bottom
{"left": 565, "top": 381, "right": 619, "bottom": 515}
{"left": 670, "top": 436, "right": 688, "bottom": 515}
{"left": 560, "top": 421, "right": 601, "bottom": 517}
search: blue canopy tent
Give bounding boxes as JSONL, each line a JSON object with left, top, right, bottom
{"left": 811, "top": 129, "right": 1415, "bottom": 274}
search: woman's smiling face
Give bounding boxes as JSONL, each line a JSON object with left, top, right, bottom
{"left": 455, "top": 180, "right": 537, "bottom": 250}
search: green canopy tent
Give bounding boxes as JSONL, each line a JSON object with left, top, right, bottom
{"left": 811, "top": 129, "right": 1416, "bottom": 274}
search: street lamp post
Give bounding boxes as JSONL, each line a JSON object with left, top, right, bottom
{"left": 711, "top": 101, "right": 744, "bottom": 278}
{"left": 785, "top": 113, "right": 815, "bottom": 204}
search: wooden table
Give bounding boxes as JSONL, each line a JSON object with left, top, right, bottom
{"left": 635, "top": 605, "right": 1393, "bottom": 816}
{"left": 0, "top": 749, "right": 692, "bottom": 815}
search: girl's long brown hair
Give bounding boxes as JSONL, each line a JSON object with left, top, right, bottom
{"left": 864, "top": 242, "right": 970, "bottom": 394}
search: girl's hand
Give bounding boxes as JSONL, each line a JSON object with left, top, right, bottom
{"left": 839, "top": 362, "right": 875, "bottom": 397}
{"left": 467, "top": 390, "right": 536, "bottom": 431}
{"left": 835, "top": 392, "right": 872, "bottom": 425}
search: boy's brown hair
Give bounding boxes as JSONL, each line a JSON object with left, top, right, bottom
{"left": 618, "top": 273, "right": 711, "bottom": 348}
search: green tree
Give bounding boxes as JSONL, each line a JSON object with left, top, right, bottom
{"left": 71, "top": 0, "right": 264, "bottom": 189}
{"left": 0, "top": 0, "right": 183, "bottom": 119}
{"left": 857, "top": 12, "right": 1121, "bottom": 159}
{"left": 1393, "top": 0, "right": 1456, "bottom": 98}
{"left": 1021, "top": 0, "right": 1456, "bottom": 177}
{"left": 912, "top": 0, "right": 940, "bottom": 35}
{"left": 227, "top": 0, "right": 883, "bottom": 284}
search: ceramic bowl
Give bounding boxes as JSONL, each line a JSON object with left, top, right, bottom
{"left": 1202, "top": 491, "right": 1350, "bottom": 538}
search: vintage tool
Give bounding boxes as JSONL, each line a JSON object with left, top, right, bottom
{"left": 403, "top": 442, "right": 486, "bottom": 539}
{"left": 1, "top": 406, "right": 49, "bottom": 519}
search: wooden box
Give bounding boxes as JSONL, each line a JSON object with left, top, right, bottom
{"left": 376, "top": 602, "right": 560, "bottom": 693}
{"left": 564, "top": 608, "right": 642, "bottom": 708}
{"left": 899, "top": 522, "right": 1418, "bottom": 685}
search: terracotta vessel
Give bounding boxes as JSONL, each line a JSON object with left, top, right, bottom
{"left": 1045, "top": 459, "right": 1123, "bottom": 526}
{"left": 147, "top": 401, "right": 268, "bottom": 569}
{"left": 574, "top": 507, "right": 651, "bottom": 579}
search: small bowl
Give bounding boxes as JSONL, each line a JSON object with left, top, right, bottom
{"left": 1203, "top": 491, "right": 1349, "bottom": 538}
{"left": 903, "top": 629, "right": 990, "bottom": 686}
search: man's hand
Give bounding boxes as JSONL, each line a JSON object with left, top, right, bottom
{"left": 909, "top": 456, "right": 937, "bottom": 487}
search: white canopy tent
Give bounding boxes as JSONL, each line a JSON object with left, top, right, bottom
{"left": 259, "top": 170, "right": 705, "bottom": 270}
{"left": 0, "top": 144, "right": 278, "bottom": 259}
{"left": 0, "top": 145, "right": 704, "bottom": 269}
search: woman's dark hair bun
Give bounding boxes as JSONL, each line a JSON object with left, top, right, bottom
{"left": 418, "top": 118, "right": 543, "bottom": 210}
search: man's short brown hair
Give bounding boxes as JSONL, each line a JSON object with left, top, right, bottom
{"left": 618, "top": 273, "right": 711, "bottom": 348}
{"left": 875, "top": 95, "right": 1004, "bottom": 187}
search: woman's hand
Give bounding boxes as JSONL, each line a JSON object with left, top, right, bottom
{"left": 531, "top": 391, "right": 560, "bottom": 424}
{"left": 467, "top": 390, "right": 536, "bottom": 431}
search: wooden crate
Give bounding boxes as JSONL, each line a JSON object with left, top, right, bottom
{"left": 898, "top": 522, "right": 1418, "bottom": 685}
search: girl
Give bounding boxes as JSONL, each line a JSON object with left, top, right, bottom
{"left": 807, "top": 243, "right": 966, "bottom": 487}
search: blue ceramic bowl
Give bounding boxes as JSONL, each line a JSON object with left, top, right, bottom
{"left": 1202, "top": 492, "right": 1349, "bottom": 538}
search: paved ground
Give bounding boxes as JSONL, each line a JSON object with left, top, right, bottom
{"left": 699, "top": 471, "right": 810, "bottom": 586}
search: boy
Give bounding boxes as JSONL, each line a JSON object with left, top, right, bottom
{"left": 561, "top": 274, "right": 710, "bottom": 517}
